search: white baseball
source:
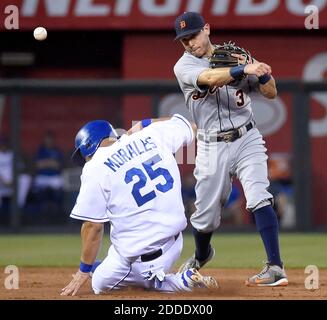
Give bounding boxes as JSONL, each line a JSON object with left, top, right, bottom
{"left": 33, "top": 27, "right": 47, "bottom": 41}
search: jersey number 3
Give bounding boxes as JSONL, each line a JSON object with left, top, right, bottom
{"left": 236, "top": 89, "right": 245, "bottom": 107}
{"left": 124, "top": 154, "right": 174, "bottom": 207}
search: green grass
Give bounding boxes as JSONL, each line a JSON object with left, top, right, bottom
{"left": 0, "top": 235, "right": 110, "bottom": 267}
{"left": 0, "top": 233, "right": 326, "bottom": 268}
{"left": 181, "top": 233, "right": 327, "bottom": 269}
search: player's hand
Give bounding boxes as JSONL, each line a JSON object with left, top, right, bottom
{"left": 244, "top": 62, "right": 271, "bottom": 77}
{"left": 231, "top": 53, "right": 251, "bottom": 65}
{"left": 231, "top": 53, "right": 259, "bottom": 65}
{"left": 61, "top": 270, "right": 90, "bottom": 296}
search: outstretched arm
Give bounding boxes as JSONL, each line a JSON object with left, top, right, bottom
{"left": 198, "top": 61, "right": 272, "bottom": 88}
{"left": 197, "top": 67, "right": 234, "bottom": 87}
{"left": 127, "top": 116, "right": 197, "bottom": 136}
{"left": 127, "top": 117, "right": 170, "bottom": 135}
{"left": 61, "top": 221, "right": 104, "bottom": 296}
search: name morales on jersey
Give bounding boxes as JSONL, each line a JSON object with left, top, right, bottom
{"left": 104, "top": 136, "right": 157, "bottom": 172}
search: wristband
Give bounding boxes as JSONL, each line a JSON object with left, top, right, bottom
{"left": 230, "top": 65, "right": 245, "bottom": 79}
{"left": 141, "top": 118, "right": 151, "bottom": 128}
{"left": 258, "top": 74, "right": 271, "bottom": 85}
{"left": 79, "top": 261, "right": 92, "bottom": 273}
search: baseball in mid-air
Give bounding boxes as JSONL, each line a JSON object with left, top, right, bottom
{"left": 33, "top": 27, "right": 47, "bottom": 41}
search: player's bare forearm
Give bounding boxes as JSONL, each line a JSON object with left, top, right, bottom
{"left": 198, "top": 62, "right": 272, "bottom": 88}
{"left": 197, "top": 68, "right": 234, "bottom": 87}
{"left": 80, "top": 221, "right": 104, "bottom": 264}
{"left": 259, "top": 77, "right": 277, "bottom": 99}
{"left": 61, "top": 222, "right": 103, "bottom": 296}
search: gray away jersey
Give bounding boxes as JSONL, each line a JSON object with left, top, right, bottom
{"left": 174, "top": 51, "right": 259, "bottom": 132}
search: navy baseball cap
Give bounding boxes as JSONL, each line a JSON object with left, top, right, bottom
{"left": 174, "top": 12, "right": 205, "bottom": 41}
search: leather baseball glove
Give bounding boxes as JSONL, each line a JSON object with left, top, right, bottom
{"left": 209, "top": 41, "right": 254, "bottom": 68}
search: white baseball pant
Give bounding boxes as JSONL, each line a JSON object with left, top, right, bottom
{"left": 92, "top": 233, "right": 189, "bottom": 293}
{"left": 191, "top": 128, "right": 273, "bottom": 232}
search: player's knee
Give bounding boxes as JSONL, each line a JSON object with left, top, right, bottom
{"left": 91, "top": 272, "right": 104, "bottom": 294}
{"left": 92, "top": 281, "right": 105, "bottom": 295}
{"left": 91, "top": 278, "right": 99, "bottom": 294}
{"left": 92, "top": 287, "right": 102, "bottom": 295}
{"left": 247, "top": 198, "right": 273, "bottom": 212}
{"left": 191, "top": 216, "right": 221, "bottom": 232}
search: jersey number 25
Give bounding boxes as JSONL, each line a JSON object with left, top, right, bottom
{"left": 124, "top": 154, "right": 174, "bottom": 207}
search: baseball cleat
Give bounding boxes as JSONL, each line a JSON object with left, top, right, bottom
{"left": 178, "top": 247, "right": 215, "bottom": 273}
{"left": 245, "top": 263, "right": 288, "bottom": 287}
{"left": 181, "top": 268, "right": 218, "bottom": 290}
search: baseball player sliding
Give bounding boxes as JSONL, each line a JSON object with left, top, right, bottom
{"left": 61, "top": 115, "right": 218, "bottom": 296}
{"left": 174, "top": 12, "right": 288, "bottom": 287}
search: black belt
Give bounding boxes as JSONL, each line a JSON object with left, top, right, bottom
{"left": 140, "top": 233, "right": 179, "bottom": 262}
{"left": 197, "top": 122, "right": 254, "bottom": 143}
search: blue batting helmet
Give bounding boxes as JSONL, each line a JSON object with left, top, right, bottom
{"left": 72, "top": 120, "right": 117, "bottom": 160}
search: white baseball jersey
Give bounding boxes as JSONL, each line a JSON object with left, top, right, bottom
{"left": 174, "top": 51, "right": 259, "bottom": 132}
{"left": 71, "top": 114, "right": 194, "bottom": 259}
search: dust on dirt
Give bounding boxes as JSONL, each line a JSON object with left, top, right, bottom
{"left": 0, "top": 267, "right": 325, "bottom": 300}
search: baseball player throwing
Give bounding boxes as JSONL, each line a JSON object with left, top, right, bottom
{"left": 61, "top": 115, "right": 218, "bottom": 296}
{"left": 173, "top": 12, "right": 288, "bottom": 287}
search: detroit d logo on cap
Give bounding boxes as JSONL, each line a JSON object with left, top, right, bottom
{"left": 180, "top": 21, "right": 186, "bottom": 29}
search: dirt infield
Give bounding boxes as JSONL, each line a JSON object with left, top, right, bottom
{"left": 0, "top": 267, "right": 326, "bottom": 300}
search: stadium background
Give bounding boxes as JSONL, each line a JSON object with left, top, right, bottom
{"left": 0, "top": 0, "right": 326, "bottom": 300}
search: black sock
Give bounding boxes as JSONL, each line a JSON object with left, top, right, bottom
{"left": 254, "top": 205, "right": 283, "bottom": 268}
{"left": 192, "top": 227, "right": 213, "bottom": 262}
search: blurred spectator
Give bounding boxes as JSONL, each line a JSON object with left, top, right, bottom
{"left": 32, "top": 131, "right": 64, "bottom": 214}
{"left": 0, "top": 137, "right": 12, "bottom": 214}
{"left": 268, "top": 152, "right": 295, "bottom": 228}
{"left": 0, "top": 136, "right": 31, "bottom": 223}
{"left": 222, "top": 182, "right": 244, "bottom": 226}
